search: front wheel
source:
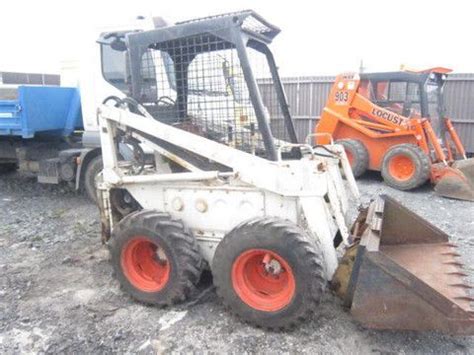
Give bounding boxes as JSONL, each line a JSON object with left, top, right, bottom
{"left": 381, "top": 144, "right": 430, "bottom": 190}
{"left": 212, "top": 217, "right": 326, "bottom": 330}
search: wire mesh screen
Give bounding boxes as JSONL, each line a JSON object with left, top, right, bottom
{"left": 135, "top": 33, "right": 291, "bottom": 158}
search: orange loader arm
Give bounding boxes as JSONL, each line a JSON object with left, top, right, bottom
{"left": 445, "top": 118, "right": 468, "bottom": 160}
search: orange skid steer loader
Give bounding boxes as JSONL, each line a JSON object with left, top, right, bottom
{"left": 315, "top": 68, "right": 474, "bottom": 201}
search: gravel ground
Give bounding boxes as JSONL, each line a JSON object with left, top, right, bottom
{"left": 0, "top": 171, "right": 473, "bottom": 354}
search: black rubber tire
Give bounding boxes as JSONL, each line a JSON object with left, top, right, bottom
{"left": 335, "top": 139, "right": 369, "bottom": 178}
{"left": 381, "top": 143, "right": 431, "bottom": 190}
{"left": 0, "top": 163, "right": 18, "bottom": 174}
{"left": 109, "top": 210, "right": 202, "bottom": 306}
{"left": 83, "top": 155, "right": 103, "bottom": 203}
{"left": 212, "top": 217, "right": 326, "bottom": 330}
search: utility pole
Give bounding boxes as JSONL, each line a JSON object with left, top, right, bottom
{"left": 359, "top": 59, "right": 365, "bottom": 73}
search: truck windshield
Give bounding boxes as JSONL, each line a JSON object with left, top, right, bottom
{"left": 101, "top": 43, "right": 129, "bottom": 94}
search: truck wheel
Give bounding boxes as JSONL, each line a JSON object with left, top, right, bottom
{"left": 84, "top": 155, "right": 103, "bottom": 203}
{"left": 381, "top": 144, "right": 430, "bottom": 190}
{"left": 212, "top": 217, "right": 326, "bottom": 330}
{"left": 109, "top": 210, "right": 202, "bottom": 305}
{"left": 335, "top": 139, "right": 369, "bottom": 178}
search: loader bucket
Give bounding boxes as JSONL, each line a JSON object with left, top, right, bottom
{"left": 433, "top": 158, "right": 474, "bottom": 201}
{"left": 342, "top": 195, "right": 474, "bottom": 334}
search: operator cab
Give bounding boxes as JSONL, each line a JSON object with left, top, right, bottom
{"left": 98, "top": 11, "right": 300, "bottom": 162}
{"left": 360, "top": 68, "right": 450, "bottom": 135}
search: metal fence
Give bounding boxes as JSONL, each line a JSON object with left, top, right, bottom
{"left": 260, "top": 74, "right": 474, "bottom": 153}
{"left": 443, "top": 74, "right": 474, "bottom": 153}
{"left": 0, "top": 71, "right": 60, "bottom": 86}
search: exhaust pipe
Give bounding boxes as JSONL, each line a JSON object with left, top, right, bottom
{"left": 333, "top": 195, "right": 474, "bottom": 334}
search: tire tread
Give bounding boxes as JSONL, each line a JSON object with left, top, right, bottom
{"left": 212, "top": 217, "right": 326, "bottom": 330}
{"left": 109, "top": 210, "right": 202, "bottom": 306}
{"left": 381, "top": 143, "right": 431, "bottom": 190}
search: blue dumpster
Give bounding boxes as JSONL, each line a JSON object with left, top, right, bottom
{"left": 0, "top": 86, "right": 82, "bottom": 138}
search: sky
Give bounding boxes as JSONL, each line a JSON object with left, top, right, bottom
{"left": 1, "top": 0, "right": 473, "bottom": 77}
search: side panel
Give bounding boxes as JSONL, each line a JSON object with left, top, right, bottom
{"left": 124, "top": 179, "right": 339, "bottom": 275}
{"left": 124, "top": 183, "right": 302, "bottom": 262}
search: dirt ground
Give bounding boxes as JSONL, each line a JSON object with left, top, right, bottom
{"left": 0, "top": 171, "right": 473, "bottom": 354}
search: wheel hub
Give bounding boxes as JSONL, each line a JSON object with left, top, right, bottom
{"left": 388, "top": 154, "right": 415, "bottom": 181}
{"left": 262, "top": 254, "right": 282, "bottom": 275}
{"left": 121, "top": 237, "right": 170, "bottom": 292}
{"left": 232, "top": 249, "right": 295, "bottom": 311}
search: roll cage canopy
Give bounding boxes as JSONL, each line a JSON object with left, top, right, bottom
{"left": 360, "top": 70, "right": 447, "bottom": 121}
{"left": 361, "top": 71, "right": 436, "bottom": 85}
{"left": 124, "top": 10, "right": 283, "bottom": 105}
{"left": 99, "top": 10, "right": 297, "bottom": 161}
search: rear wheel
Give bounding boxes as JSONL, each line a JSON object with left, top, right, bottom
{"left": 381, "top": 144, "right": 430, "bottom": 190}
{"left": 109, "top": 210, "right": 202, "bottom": 305}
{"left": 335, "top": 139, "right": 369, "bottom": 178}
{"left": 212, "top": 217, "right": 326, "bottom": 330}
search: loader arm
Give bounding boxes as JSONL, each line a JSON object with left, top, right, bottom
{"left": 350, "top": 94, "right": 409, "bottom": 130}
{"left": 98, "top": 105, "right": 346, "bottom": 197}
{"left": 98, "top": 104, "right": 360, "bottom": 277}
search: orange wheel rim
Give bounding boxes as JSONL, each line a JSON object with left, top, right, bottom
{"left": 121, "top": 237, "right": 170, "bottom": 292}
{"left": 231, "top": 249, "right": 295, "bottom": 312}
{"left": 388, "top": 154, "right": 415, "bottom": 181}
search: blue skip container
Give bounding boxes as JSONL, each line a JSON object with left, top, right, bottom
{"left": 0, "top": 86, "right": 82, "bottom": 138}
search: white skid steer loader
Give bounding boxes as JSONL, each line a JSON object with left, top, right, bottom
{"left": 96, "top": 11, "right": 474, "bottom": 333}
